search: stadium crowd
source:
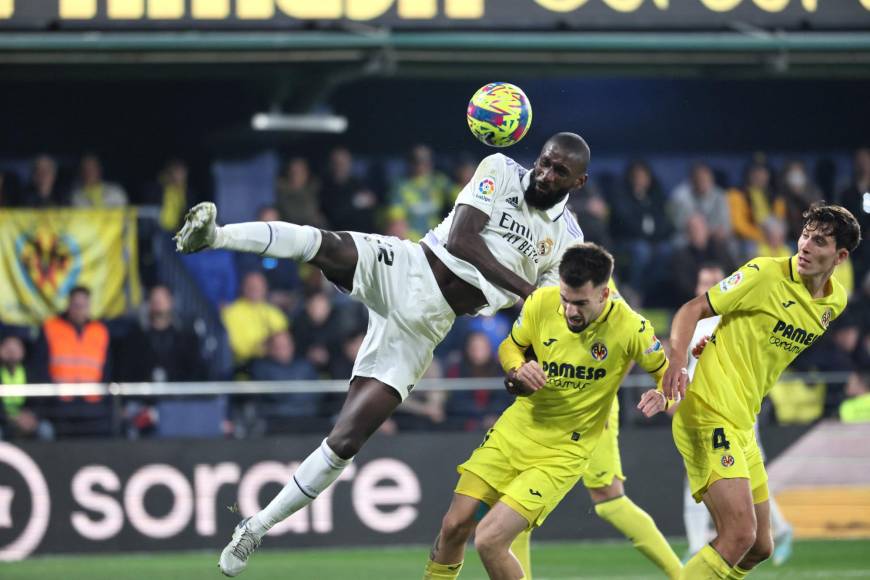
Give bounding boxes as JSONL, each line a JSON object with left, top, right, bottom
{"left": 0, "top": 146, "right": 868, "bottom": 439}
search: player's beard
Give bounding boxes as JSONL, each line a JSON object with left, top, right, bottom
{"left": 566, "top": 315, "right": 588, "bottom": 333}
{"left": 524, "top": 173, "right": 568, "bottom": 210}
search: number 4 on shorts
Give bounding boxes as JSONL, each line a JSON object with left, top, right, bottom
{"left": 712, "top": 427, "right": 731, "bottom": 451}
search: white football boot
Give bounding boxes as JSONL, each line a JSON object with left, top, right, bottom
{"left": 218, "top": 516, "right": 262, "bottom": 577}
{"left": 173, "top": 201, "right": 217, "bottom": 254}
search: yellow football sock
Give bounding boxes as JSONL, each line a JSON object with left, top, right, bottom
{"left": 510, "top": 529, "right": 533, "bottom": 579}
{"left": 727, "top": 565, "right": 751, "bottom": 579}
{"left": 681, "top": 545, "right": 732, "bottom": 579}
{"left": 423, "top": 559, "right": 464, "bottom": 579}
{"left": 595, "top": 496, "right": 682, "bottom": 579}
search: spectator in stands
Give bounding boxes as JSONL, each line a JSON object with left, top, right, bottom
{"left": 118, "top": 285, "right": 206, "bottom": 383}
{"left": 779, "top": 160, "right": 823, "bottom": 240}
{"left": 445, "top": 331, "right": 511, "bottom": 431}
{"left": 0, "top": 335, "right": 51, "bottom": 440}
{"left": 386, "top": 144, "right": 452, "bottom": 241}
{"left": 449, "top": 155, "right": 477, "bottom": 202}
{"left": 147, "top": 159, "right": 195, "bottom": 232}
{"left": 15, "top": 154, "right": 66, "bottom": 207}
{"left": 837, "top": 148, "right": 870, "bottom": 279}
{"left": 249, "top": 331, "right": 323, "bottom": 434}
{"left": 610, "top": 160, "right": 674, "bottom": 298}
{"left": 70, "top": 153, "right": 128, "bottom": 208}
{"left": 235, "top": 206, "right": 302, "bottom": 312}
{"left": 291, "top": 289, "right": 345, "bottom": 377}
{"left": 319, "top": 147, "right": 380, "bottom": 232}
{"left": 222, "top": 272, "right": 288, "bottom": 368}
{"left": 569, "top": 189, "right": 612, "bottom": 250}
{"left": 275, "top": 157, "right": 324, "bottom": 227}
{"left": 669, "top": 162, "right": 731, "bottom": 242}
{"left": 726, "top": 161, "right": 786, "bottom": 257}
{"left": 668, "top": 213, "right": 735, "bottom": 306}
{"left": 756, "top": 217, "right": 793, "bottom": 258}
{"left": 840, "top": 371, "right": 870, "bottom": 423}
{"left": 37, "top": 286, "right": 113, "bottom": 437}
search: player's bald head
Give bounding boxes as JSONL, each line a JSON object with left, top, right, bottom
{"left": 543, "top": 132, "right": 590, "bottom": 174}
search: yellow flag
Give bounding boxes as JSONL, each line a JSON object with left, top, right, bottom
{"left": 0, "top": 208, "right": 142, "bottom": 325}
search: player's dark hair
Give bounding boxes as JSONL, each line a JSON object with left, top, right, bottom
{"left": 802, "top": 202, "right": 862, "bottom": 252}
{"left": 559, "top": 243, "right": 614, "bottom": 289}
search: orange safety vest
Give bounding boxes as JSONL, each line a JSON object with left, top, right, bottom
{"left": 43, "top": 316, "right": 108, "bottom": 403}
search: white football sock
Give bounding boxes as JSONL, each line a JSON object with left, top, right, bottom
{"left": 769, "top": 496, "right": 791, "bottom": 537}
{"left": 215, "top": 221, "right": 322, "bottom": 261}
{"left": 248, "top": 439, "right": 351, "bottom": 536}
{"left": 683, "top": 479, "right": 712, "bottom": 555}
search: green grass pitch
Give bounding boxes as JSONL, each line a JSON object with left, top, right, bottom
{"left": 2, "top": 539, "right": 869, "bottom": 579}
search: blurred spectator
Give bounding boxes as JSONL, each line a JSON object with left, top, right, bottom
{"left": 450, "top": 155, "right": 477, "bottom": 201}
{"left": 569, "top": 190, "right": 612, "bottom": 249}
{"left": 275, "top": 157, "right": 325, "bottom": 227}
{"left": 292, "top": 289, "right": 346, "bottom": 376}
{"left": 837, "top": 148, "right": 870, "bottom": 280}
{"left": 840, "top": 371, "right": 870, "bottom": 423}
{"left": 669, "top": 162, "right": 731, "bottom": 242}
{"left": 386, "top": 144, "right": 452, "bottom": 240}
{"left": 445, "top": 331, "right": 511, "bottom": 431}
{"left": 391, "top": 358, "right": 447, "bottom": 432}
{"left": 610, "top": 161, "right": 674, "bottom": 296}
{"left": 235, "top": 206, "right": 302, "bottom": 311}
{"left": 668, "top": 214, "right": 735, "bottom": 306}
{"left": 222, "top": 272, "right": 288, "bottom": 367}
{"left": 118, "top": 285, "right": 207, "bottom": 383}
{"left": 36, "top": 286, "right": 113, "bottom": 437}
{"left": 70, "top": 153, "right": 128, "bottom": 208}
{"left": 249, "top": 331, "right": 325, "bottom": 434}
{"left": 0, "top": 336, "right": 51, "bottom": 440}
{"left": 778, "top": 160, "right": 823, "bottom": 240}
{"left": 726, "top": 162, "right": 786, "bottom": 255}
{"left": 146, "top": 159, "right": 195, "bottom": 232}
{"left": 756, "top": 217, "right": 793, "bottom": 258}
{"left": 319, "top": 147, "right": 380, "bottom": 232}
{"left": 181, "top": 249, "right": 238, "bottom": 310}
{"left": 14, "top": 154, "right": 67, "bottom": 207}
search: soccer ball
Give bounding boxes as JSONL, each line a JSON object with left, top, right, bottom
{"left": 466, "top": 82, "right": 533, "bottom": 148}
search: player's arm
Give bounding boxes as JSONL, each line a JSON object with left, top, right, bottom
{"left": 498, "top": 293, "right": 546, "bottom": 395}
{"left": 661, "top": 294, "right": 714, "bottom": 401}
{"left": 446, "top": 205, "right": 536, "bottom": 299}
{"left": 629, "top": 317, "right": 671, "bottom": 418}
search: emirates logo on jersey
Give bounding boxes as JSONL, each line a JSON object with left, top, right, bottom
{"left": 821, "top": 307, "right": 833, "bottom": 329}
{"left": 590, "top": 342, "right": 608, "bottom": 361}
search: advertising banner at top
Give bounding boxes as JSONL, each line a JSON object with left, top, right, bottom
{"left": 1, "top": 0, "right": 869, "bottom": 31}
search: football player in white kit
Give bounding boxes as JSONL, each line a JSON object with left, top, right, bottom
{"left": 677, "top": 264, "right": 794, "bottom": 566}
{"left": 173, "top": 132, "right": 590, "bottom": 576}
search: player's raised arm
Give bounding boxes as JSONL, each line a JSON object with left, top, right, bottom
{"left": 662, "top": 294, "right": 714, "bottom": 400}
{"left": 447, "top": 204, "right": 537, "bottom": 299}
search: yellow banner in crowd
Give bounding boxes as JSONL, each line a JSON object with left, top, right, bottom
{"left": 0, "top": 208, "right": 141, "bottom": 325}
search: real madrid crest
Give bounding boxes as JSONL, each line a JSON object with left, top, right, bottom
{"left": 537, "top": 238, "right": 554, "bottom": 257}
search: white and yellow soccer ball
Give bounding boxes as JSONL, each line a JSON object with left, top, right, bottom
{"left": 466, "top": 82, "right": 533, "bottom": 148}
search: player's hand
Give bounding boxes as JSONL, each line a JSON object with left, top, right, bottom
{"left": 505, "top": 361, "right": 546, "bottom": 396}
{"left": 691, "top": 336, "right": 710, "bottom": 358}
{"left": 662, "top": 361, "right": 688, "bottom": 401}
{"left": 637, "top": 389, "right": 667, "bottom": 418}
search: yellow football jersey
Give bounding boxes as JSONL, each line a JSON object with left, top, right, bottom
{"left": 694, "top": 255, "right": 848, "bottom": 429}
{"left": 501, "top": 286, "right": 668, "bottom": 460}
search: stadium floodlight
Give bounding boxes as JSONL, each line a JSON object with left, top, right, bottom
{"left": 251, "top": 112, "right": 348, "bottom": 133}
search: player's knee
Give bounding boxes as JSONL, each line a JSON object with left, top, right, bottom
{"left": 325, "top": 432, "right": 362, "bottom": 460}
{"left": 723, "top": 524, "right": 757, "bottom": 556}
{"left": 473, "top": 524, "right": 506, "bottom": 557}
{"left": 440, "top": 512, "right": 475, "bottom": 545}
{"left": 750, "top": 532, "right": 774, "bottom": 563}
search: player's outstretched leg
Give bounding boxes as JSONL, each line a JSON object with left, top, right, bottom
{"left": 218, "top": 378, "right": 401, "bottom": 576}
{"left": 424, "top": 494, "right": 481, "bottom": 579}
{"left": 474, "top": 502, "right": 529, "bottom": 580}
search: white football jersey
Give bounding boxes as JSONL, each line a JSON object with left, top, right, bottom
{"left": 687, "top": 315, "right": 721, "bottom": 381}
{"left": 421, "top": 153, "right": 584, "bottom": 316}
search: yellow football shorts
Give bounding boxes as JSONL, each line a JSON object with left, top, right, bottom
{"left": 456, "top": 425, "right": 587, "bottom": 528}
{"left": 672, "top": 392, "right": 769, "bottom": 504}
{"left": 583, "top": 401, "right": 625, "bottom": 490}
